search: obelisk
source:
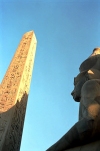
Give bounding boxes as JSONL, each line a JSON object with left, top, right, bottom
{"left": 0, "top": 31, "right": 37, "bottom": 151}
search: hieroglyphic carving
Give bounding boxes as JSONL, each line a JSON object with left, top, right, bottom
{"left": 3, "top": 94, "right": 28, "bottom": 151}
{"left": 0, "top": 31, "right": 37, "bottom": 151}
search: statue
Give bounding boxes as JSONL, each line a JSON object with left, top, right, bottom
{"left": 46, "top": 48, "right": 100, "bottom": 151}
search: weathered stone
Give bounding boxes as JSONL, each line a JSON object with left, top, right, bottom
{"left": 0, "top": 31, "right": 37, "bottom": 151}
{"left": 46, "top": 48, "right": 100, "bottom": 151}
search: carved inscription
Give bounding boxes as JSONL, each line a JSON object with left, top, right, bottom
{"left": 0, "top": 31, "right": 37, "bottom": 151}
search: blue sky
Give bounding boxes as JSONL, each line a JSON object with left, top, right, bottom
{"left": 0, "top": 0, "right": 100, "bottom": 150}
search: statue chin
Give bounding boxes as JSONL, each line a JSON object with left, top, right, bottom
{"left": 73, "top": 95, "right": 80, "bottom": 102}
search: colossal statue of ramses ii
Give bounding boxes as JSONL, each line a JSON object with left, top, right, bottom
{"left": 46, "top": 48, "right": 100, "bottom": 151}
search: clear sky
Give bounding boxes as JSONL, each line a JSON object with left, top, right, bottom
{"left": 0, "top": 0, "right": 100, "bottom": 151}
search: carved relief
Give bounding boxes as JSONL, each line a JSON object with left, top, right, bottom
{"left": 0, "top": 31, "right": 37, "bottom": 151}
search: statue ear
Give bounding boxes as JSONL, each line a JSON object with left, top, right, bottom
{"left": 87, "top": 68, "right": 100, "bottom": 79}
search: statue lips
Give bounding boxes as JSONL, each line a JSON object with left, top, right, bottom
{"left": 73, "top": 95, "right": 80, "bottom": 102}
{"left": 74, "top": 96, "right": 80, "bottom": 102}
{"left": 71, "top": 91, "right": 80, "bottom": 102}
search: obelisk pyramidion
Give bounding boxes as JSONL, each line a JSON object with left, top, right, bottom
{"left": 0, "top": 31, "right": 37, "bottom": 151}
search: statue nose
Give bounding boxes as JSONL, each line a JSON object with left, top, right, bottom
{"left": 71, "top": 90, "right": 74, "bottom": 96}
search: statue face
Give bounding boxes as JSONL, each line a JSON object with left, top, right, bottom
{"left": 71, "top": 72, "right": 88, "bottom": 102}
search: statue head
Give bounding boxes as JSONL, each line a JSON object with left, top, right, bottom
{"left": 71, "top": 67, "right": 100, "bottom": 102}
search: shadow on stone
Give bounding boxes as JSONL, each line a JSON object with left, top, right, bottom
{"left": 0, "top": 92, "right": 28, "bottom": 151}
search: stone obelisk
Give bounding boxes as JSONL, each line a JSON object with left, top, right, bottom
{"left": 0, "top": 31, "right": 37, "bottom": 151}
